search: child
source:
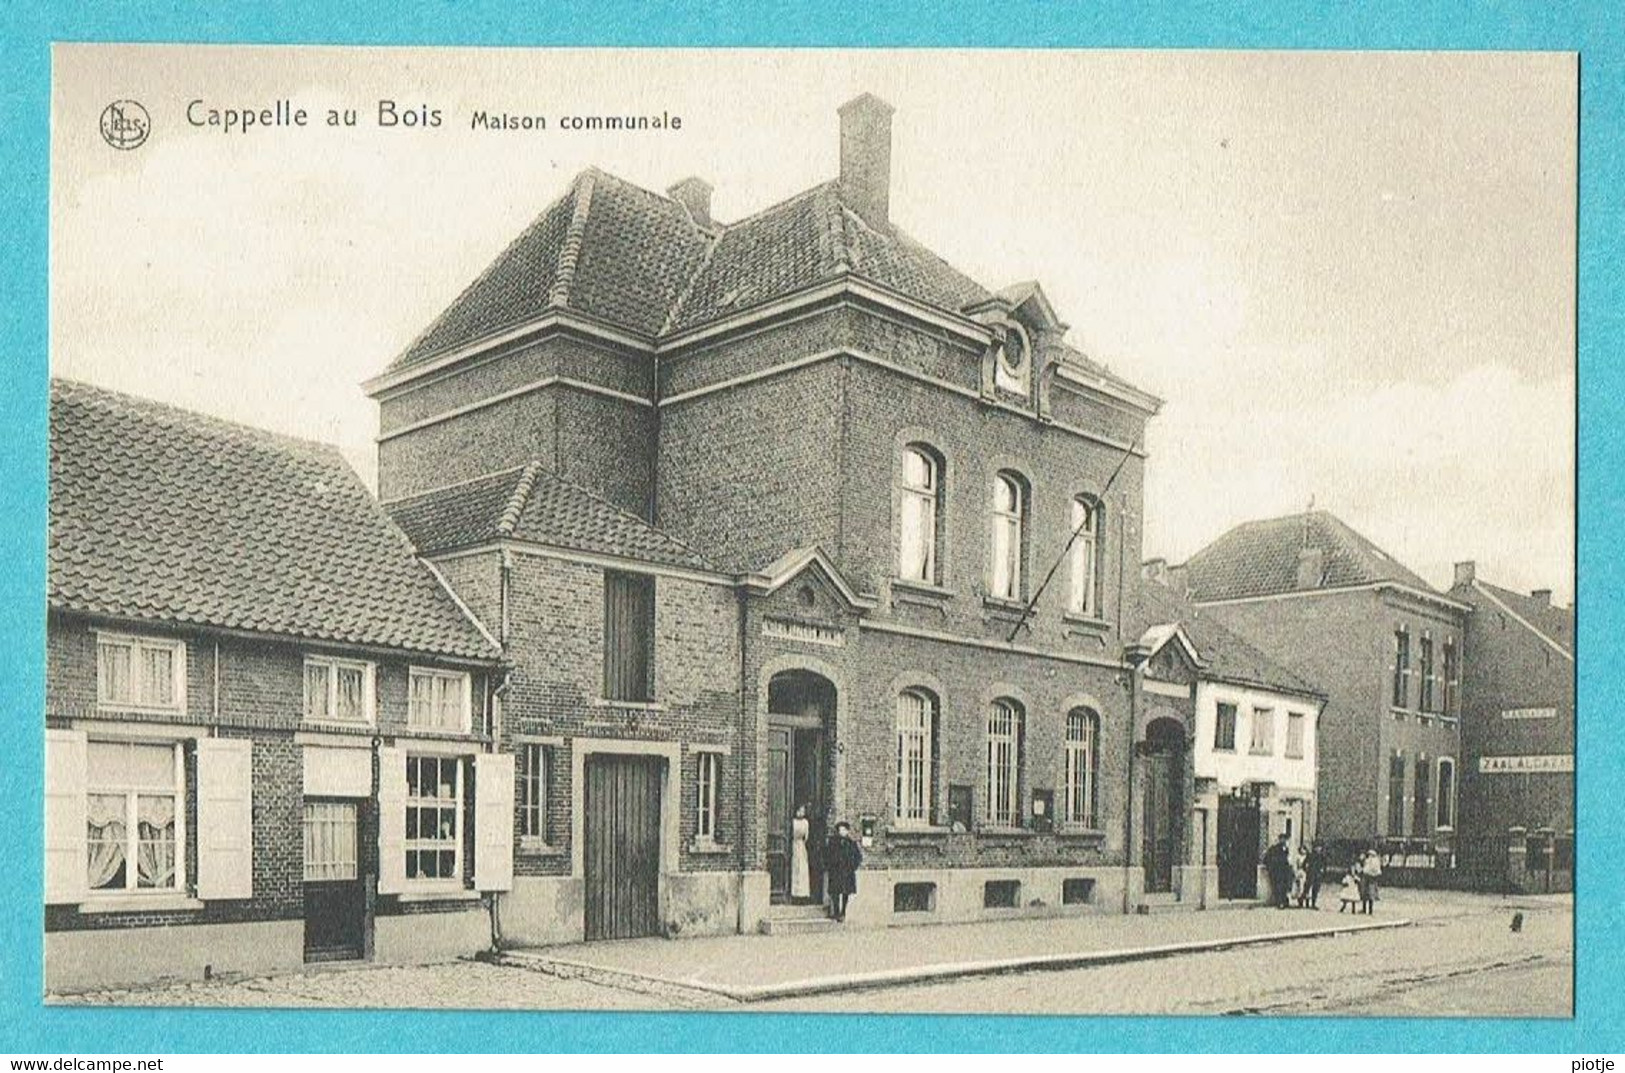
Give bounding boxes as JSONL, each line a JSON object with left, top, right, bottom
{"left": 1337, "top": 868, "right": 1361, "bottom": 913}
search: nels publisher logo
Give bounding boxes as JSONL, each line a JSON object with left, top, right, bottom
{"left": 99, "top": 100, "right": 150, "bottom": 150}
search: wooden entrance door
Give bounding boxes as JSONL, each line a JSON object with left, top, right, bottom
{"left": 766, "top": 725, "right": 791, "bottom": 898}
{"left": 303, "top": 799, "right": 365, "bottom": 961}
{"left": 1217, "top": 790, "right": 1261, "bottom": 899}
{"left": 1142, "top": 751, "right": 1181, "bottom": 894}
{"left": 584, "top": 754, "right": 663, "bottom": 941}
{"left": 766, "top": 719, "right": 826, "bottom": 902}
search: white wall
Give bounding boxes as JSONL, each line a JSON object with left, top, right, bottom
{"left": 1193, "top": 680, "right": 1318, "bottom": 796}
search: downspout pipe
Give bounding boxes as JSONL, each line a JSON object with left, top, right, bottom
{"left": 1122, "top": 640, "right": 1151, "bottom": 914}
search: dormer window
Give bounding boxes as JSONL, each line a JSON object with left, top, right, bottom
{"left": 993, "top": 323, "right": 1031, "bottom": 395}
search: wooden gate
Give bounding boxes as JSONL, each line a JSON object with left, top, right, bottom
{"left": 584, "top": 755, "right": 663, "bottom": 941}
{"left": 1217, "top": 789, "right": 1261, "bottom": 899}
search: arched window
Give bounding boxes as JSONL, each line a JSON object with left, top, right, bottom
{"left": 990, "top": 472, "right": 1027, "bottom": 600}
{"left": 898, "top": 445, "right": 941, "bottom": 584}
{"left": 895, "top": 689, "right": 937, "bottom": 825}
{"left": 1064, "top": 707, "right": 1099, "bottom": 827}
{"left": 985, "top": 698, "right": 1023, "bottom": 827}
{"left": 1436, "top": 757, "right": 1457, "bottom": 830}
{"left": 1068, "top": 496, "right": 1101, "bottom": 617}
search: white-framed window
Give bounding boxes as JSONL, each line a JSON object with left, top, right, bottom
{"left": 1249, "top": 707, "right": 1274, "bottom": 756}
{"left": 1064, "top": 707, "right": 1098, "bottom": 827}
{"left": 405, "top": 754, "right": 462, "bottom": 883}
{"left": 303, "top": 800, "right": 359, "bottom": 882}
{"left": 304, "top": 656, "right": 375, "bottom": 725}
{"left": 1392, "top": 627, "right": 1411, "bottom": 708}
{"left": 409, "top": 668, "right": 471, "bottom": 733}
{"left": 895, "top": 689, "right": 936, "bottom": 825}
{"left": 898, "top": 445, "right": 941, "bottom": 584}
{"left": 990, "top": 472, "right": 1027, "bottom": 601}
{"left": 86, "top": 739, "right": 185, "bottom": 894}
{"left": 696, "top": 751, "right": 722, "bottom": 841}
{"left": 1419, "top": 633, "right": 1436, "bottom": 712}
{"left": 516, "top": 743, "right": 547, "bottom": 840}
{"left": 1214, "top": 702, "right": 1238, "bottom": 751}
{"left": 985, "top": 699, "right": 1023, "bottom": 827}
{"left": 1285, "top": 711, "right": 1306, "bottom": 759}
{"left": 1436, "top": 757, "right": 1457, "bottom": 830}
{"left": 1068, "top": 497, "right": 1100, "bottom": 617}
{"left": 1442, "top": 639, "right": 1459, "bottom": 714}
{"left": 96, "top": 634, "right": 186, "bottom": 713}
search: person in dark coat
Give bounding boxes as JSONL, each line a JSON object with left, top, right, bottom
{"left": 824, "top": 821, "right": 863, "bottom": 922}
{"left": 1263, "top": 832, "right": 1294, "bottom": 909}
{"left": 1301, "top": 841, "right": 1326, "bottom": 909}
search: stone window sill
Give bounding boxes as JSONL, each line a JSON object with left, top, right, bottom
{"left": 887, "top": 825, "right": 954, "bottom": 839}
{"left": 396, "top": 888, "right": 480, "bottom": 904}
{"left": 591, "top": 699, "right": 667, "bottom": 712}
{"left": 1055, "top": 826, "right": 1107, "bottom": 840}
{"left": 688, "top": 839, "right": 733, "bottom": 856}
{"left": 518, "top": 836, "right": 564, "bottom": 858}
{"left": 1061, "top": 612, "right": 1111, "bottom": 630}
{"left": 892, "top": 578, "right": 955, "bottom": 600}
{"left": 79, "top": 894, "right": 205, "bottom": 914}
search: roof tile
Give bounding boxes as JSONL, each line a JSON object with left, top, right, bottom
{"left": 1181, "top": 511, "right": 1437, "bottom": 603}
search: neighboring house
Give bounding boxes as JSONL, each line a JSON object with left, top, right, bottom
{"left": 1136, "top": 574, "right": 1325, "bottom": 904}
{"left": 1170, "top": 511, "right": 1469, "bottom": 864}
{"left": 1447, "top": 562, "right": 1574, "bottom": 890}
{"left": 45, "top": 380, "right": 506, "bottom": 992}
{"left": 368, "top": 93, "right": 1187, "bottom": 936}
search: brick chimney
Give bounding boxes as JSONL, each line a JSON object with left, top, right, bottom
{"left": 1143, "top": 557, "right": 1169, "bottom": 584}
{"left": 1454, "top": 561, "right": 1476, "bottom": 587}
{"left": 1295, "top": 546, "right": 1325, "bottom": 590}
{"left": 838, "top": 93, "right": 894, "bottom": 231}
{"left": 667, "top": 177, "right": 713, "bottom": 229}
{"left": 1167, "top": 563, "right": 1190, "bottom": 598}
{"left": 1531, "top": 589, "right": 1552, "bottom": 607}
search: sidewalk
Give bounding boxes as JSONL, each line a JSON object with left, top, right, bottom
{"left": 493, "top": 901, "right": 1413, "bottom": 1003}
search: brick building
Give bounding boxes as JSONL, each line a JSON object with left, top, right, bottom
{"left": 1172, "top": 511, "right": 1469, "bottom": 864}
{"left": 45, "top": 380, "right": 507, "bottom": 991}
{"left": 367, "top": 94, "right": 1193, "bottom": 936}
{"left": 1446, "top": 562, "right": 1574, "bottom": 890}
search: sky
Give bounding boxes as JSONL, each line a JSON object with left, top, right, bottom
{"left": 50, "top": 46, "right": 1577, "bottom": 603}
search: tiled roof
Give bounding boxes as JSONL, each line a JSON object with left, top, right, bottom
{"left": 1136, "top": 579, "right": 1324, "bottom": 698}
{"left": 1459, "top": 578, "right": 1573, "bottom": 655}
{"left": 1181, "top": 511, "right": 1438, "bottom": 603}
{"left": 386, "top": 462, "right": 717, "bottom": 573}
{"left": 386, "top": 170, "right": 997, "bottom": 372}
{"left": 48, "top": 380, "right": 500, "bottom": 661}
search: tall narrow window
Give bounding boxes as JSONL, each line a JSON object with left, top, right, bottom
{"left": 990, "top": 472, "right": 1026, "bottom": 601}
{"left": 1392, "top": 628, "right": 1411, "bottom": 708}
{"left": 1413, "top": 756, "right": 1432, "bottom": 836}
{"left": 516, "top": 743, "right": 546, "bottom": 840}
{"left": 1387, "top": 751, "right": 1407, "bottom": 835}
{"left": 898, "top": 445, "right": 941, "bottom": 584}
{"left": 1249, "top": 707, "right": 1274, "bottom": 755}
{"left": 1064, "top": 707, "right": 1098, "bottom": 827}
{"left": 1068, "top": 497, "right": 1100, "bottom": 617}
{"left": 985, "top": 699, "right": 1022, "bottom": 827}
{"left": 603, "top": 571, "right": 655, "bottom": 702}
{"left": 1442, "top": 640, "right": 1458, "bottom": 714}
{"left": 1436, "top": 758, "right": 1457, "bottom": 830}
{"left": 406, "top": 754, "right": 461, "bottom": 883}
{"left": 1285, "top": 712, "right": 1306, "bottom": 759}
{"left": 895, "top": 690, "right": 935, "bottom": 825}
{"left": 696, "top": 751, "right": 722, "bottom": 841}
{"left": 1419, "top": 635, "right": 1436, "bottom": 712}
{"left": 1214, "top": 702, "right": 1238, "bottom": 751}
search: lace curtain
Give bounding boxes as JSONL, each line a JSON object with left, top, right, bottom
{"left": 86, "top": 792, "right": 175, "bottom": 889}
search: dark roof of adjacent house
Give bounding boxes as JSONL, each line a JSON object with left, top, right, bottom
{"left": 1135, "top": 579, "right": 1324, "bottom": 699}
{"left": 1454, "top": 577, "right": 1574, "bottom": 655}
{"left": 386, "top": 168, "right": 1000, "bottom": 372}
{"left": 1180, "top": 510, "right": 1438, "bottom": 604}
{"left": 48, "top": 379, "right": 500, "bottom": 661}
{"left": 385, "top": 461, "right": 717, "bottom": 573}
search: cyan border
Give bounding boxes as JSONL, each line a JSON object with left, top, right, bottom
{"left": 2, "top": 1, "right": 1613, "bottom": 1053}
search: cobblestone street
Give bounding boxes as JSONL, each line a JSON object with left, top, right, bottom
{"left": 49, "top": 889, "right": 1571, "bottom": 1017}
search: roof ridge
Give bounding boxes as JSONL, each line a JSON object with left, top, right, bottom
{"left": 659, "top": 217, "right": 724, "bottom": 336}
{"left": 712, "top": 179, "right": 837, "bottom": 235}
{"left": 825, "top": 184, "right": 853, "bottom": 272}
{"left": 50, "top": 378, "right": 343, "bottom": 461}
{"left": 497, "top": 460, "right": 546, "bottom": 537}
{"left": 548, "top": 170, "right": 597, "bottom": 310}
{"left": 378, "top": 462, "right": 531, "bottom": 507}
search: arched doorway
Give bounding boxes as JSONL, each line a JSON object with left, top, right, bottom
{"left": 1142, "top": 716, "right": 1186, "bottom": 894}
{"left": 766, "top": 669, "right": 836, "bottom": 903}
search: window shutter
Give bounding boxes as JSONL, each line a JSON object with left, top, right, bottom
{"left": 376, "top": 746, "right": 407, "bottom": 895}
{"left": 44, "top": 729, "right": 88, "bottom": 904}
{"left": 473, "top": 752, "right": 515, "bottom": 891}
{"left": 196, "top": 737, "right": 254, "bottom": 900}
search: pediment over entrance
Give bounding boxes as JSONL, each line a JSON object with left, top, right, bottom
{"left": 742, "top": 546, "right": 877, "bottom": 616}
{"left": 1138, "top": 622, "right": 1204, "bottom": 687}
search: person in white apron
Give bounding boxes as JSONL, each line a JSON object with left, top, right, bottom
{"left": 790, "top": 804, "right": 812, "bottom": 901}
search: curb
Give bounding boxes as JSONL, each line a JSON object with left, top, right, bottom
{"left": 497, "top": 916, "right": 1413, "bottom": 1004}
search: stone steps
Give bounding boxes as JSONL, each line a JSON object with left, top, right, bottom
{"left": 759, "top": 904, "right": 842, "bottom": 935}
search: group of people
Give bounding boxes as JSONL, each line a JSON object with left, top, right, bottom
{"left": 789, "top": 804, "right": 863, "bottom": 921}
{"left": 1264, "top": 834, "right": 1384, "bottom": 914}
